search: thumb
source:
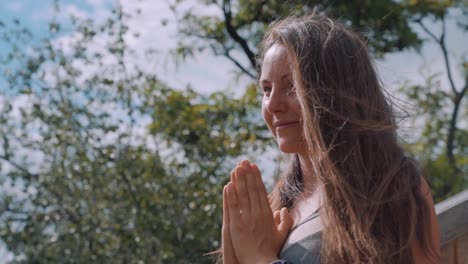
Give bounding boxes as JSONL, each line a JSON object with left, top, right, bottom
{"left": 273, "top": 210, "right": 281, "bottom": 225}
{"left": 277, "top": 207, "right": 293, "bottom": 239}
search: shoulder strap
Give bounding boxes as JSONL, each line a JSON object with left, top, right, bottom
{"left": 289, "top": 208, "right": 320, "bottom": 233}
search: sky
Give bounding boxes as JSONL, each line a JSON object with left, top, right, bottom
{"left": 1, "top": 0, "right": 466, "bottom": 96}
{"left": 0, "top": 0, "right": 466, "bottom": 261}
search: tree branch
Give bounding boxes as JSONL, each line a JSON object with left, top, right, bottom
{"left": 43, "top": 180, "right": 82, "bottom": 224}
{"left": 1, "top": 203, "right": 30, "bottom": 216}
{"left": 0, "top": 155, "right": 39, "bottom": 178}
{"left": 0, "top": 154, "right": 81, "bottom": 224}
{"left": 252, "top": 0, "right": 267, "bottom": 22}
{"left": 218, "top": 44, "right": 256, "bottom": 79}
{"left": 415, "top": 19, "right": 439, "bottom": 42}
{"left": 222, "top": 0, "right": 257, "bottom": 71}
{"left": 118, "top": 153, "right": 142, "bottom": 218}
{"left": 416, "top": 16, "right": 464, "bottom": 170}
{"left": 416, "top": 17, "right": 458, "bottom": 95}
{"left": 446, "top": 76, "right": 467, "bottom": 169}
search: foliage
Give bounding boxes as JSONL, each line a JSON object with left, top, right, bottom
{"left": 171, "top": 0, "right": 426, "bottom": 79}
{"left": 399, "top": 0, "right": 468, "bottom": 202}
{"left": 171, "top": 0, "right": 467, "bottom": 202}
{"left": 0, "top": 3, "right": 267, "bottom": 263}
{"left": 0, "top": 0, "right": 466, "bottom": 263}
{"left": 400, "top": 71, "right": 467, "bottom": 202}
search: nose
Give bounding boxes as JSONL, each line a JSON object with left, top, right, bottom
{"left": 265, "top": 87, "right": 286, "bottom": 114}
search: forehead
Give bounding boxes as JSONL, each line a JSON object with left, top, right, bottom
{"left": 260, "top": 44, "right": 290, "bottom": 81}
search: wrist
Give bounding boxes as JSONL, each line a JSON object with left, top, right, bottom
{"left": 255, "top": 255, "right": 278, "bottom": 264}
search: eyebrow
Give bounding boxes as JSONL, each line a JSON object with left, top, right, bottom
{"left": 260, "top": 72, "right": 291, "bottom": 84}
{"left": 280, "top": 73, "right": 290, "bottom": 80}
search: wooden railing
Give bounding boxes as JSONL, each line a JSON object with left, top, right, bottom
{"left": 436, "top": 189, "right": 468, "bottom": 263}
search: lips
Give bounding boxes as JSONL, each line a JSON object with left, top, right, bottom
{"left": 274, "top": 121, "right": 300, "bottom": 129}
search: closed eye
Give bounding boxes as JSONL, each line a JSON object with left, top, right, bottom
{"left": 262, "top": 86, "right": 272, "bottom": 95}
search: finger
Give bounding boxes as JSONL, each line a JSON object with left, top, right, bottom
{"left": 226, "top": 182, "right": 242, "bottom": 225}
{"left": 251, "top": 163, "right": 272, "bottom": 215}
{"left": 277, "top": 207, "right": 294, "bottom": 239}
{"left": 239, "top": 159, "right": 251, "bottom": 167}
{"left": 244, "top": 165, "right": 260, "bottom": 215}
{"left": 234, "top": 166, "right": 251, "bottom": 219}
{"left": 273, "top": 210, "right": 281, "bottom": 225}
{"left": 230, "top": 170, "right": 236, "bottom": 186}
{"left": 223, "top": 185, "right": 230, "bottom": 226}
{"left": 222, "top": 186, "right": 237, "bottom": 263}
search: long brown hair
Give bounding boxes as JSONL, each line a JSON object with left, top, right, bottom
{"left": 261, "top": 14, "right": 437, "bottom": 263}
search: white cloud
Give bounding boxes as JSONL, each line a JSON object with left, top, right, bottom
{"left": 30, "top": 0, "right": 251, "bottom": 95}
{"left": 115, "top": 0, "right": 252, "bottom": 95}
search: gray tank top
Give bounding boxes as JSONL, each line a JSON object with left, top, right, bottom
{"left": 279, "top": 211, "right": 322, "bottom": 264}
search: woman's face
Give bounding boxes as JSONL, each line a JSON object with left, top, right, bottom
{"left": 260, "top": 44, "right": 305, "bottom": 154}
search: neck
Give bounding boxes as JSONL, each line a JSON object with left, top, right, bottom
{"left": 297, "top": 153, "right": 318, "bottom": 194}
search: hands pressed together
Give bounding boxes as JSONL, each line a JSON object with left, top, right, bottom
{"left": 222, "top": 160, "right": 293, "bottom": 264}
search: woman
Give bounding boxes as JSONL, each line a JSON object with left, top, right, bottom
{"left": 218, "top": 13, "right": 440, "bottom": 264}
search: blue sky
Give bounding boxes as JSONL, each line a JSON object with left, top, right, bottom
{"left": 1, "top": 0, "right": 466, "bottom": 96}
{"left": 0, "top": 0, "right": 465, "bottom": 149}
{"left": 1, "top": 0, "right": 105, "bottom": 34}
{"left": 0, "top": 0, "right": 466, "bottom": 261}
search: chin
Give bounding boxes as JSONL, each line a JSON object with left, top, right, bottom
{"left": 278, "top": 141, "right": 303, "bottom": 153}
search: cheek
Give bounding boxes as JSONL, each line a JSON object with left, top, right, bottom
{"left": 289, "top": 96, "right": 302, "bottom": 114}
{"left": 261, "top": 103, "right": 275, "bottom": 135}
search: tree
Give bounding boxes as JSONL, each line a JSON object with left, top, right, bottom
{"left": 0, "top": 2, "right": 266, "bottom": 263}
{"left": 171, "top": 0, "right": 424, "bottom": 78}
{"left": 0, "top": 1, "right": 466, "bottom": 262}
{"left": 170, "top": 0, "right": 467, "bottom": 202}
{"left": 398, "top": 0, "right": 467, "bottom": 201}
